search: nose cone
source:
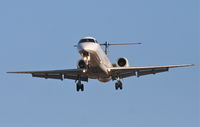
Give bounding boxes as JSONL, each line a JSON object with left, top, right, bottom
{"left": 78, "top": 42, "right": 98, "bottom": 53}
{"left": 80, "top": 43, "right": 92, "bottom": 51}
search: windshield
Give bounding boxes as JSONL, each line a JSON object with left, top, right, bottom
{"left": 79, "top": 39, "right": 96, "bottom": 43}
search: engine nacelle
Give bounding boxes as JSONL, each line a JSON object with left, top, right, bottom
{"left": 77, "top": 59, "right": 87, "bottom": 69}
{"left": 116, "top": 57, "right": 129, "bottom": 67}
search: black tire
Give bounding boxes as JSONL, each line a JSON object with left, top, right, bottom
{"left": 118, "top": 81, "right": 123, "bottom": 90}
{"left": 76, "top": 85, "right": 79, "bottom": 92}
{"left": 119, "top": 84, "right": 123, "bottom": 90}
{"left": 81, "top": 84, "right": 84, "bottom": 91}
{"left": 76, "top": 84, "right": 81, "bottom": 92}
{"left": 115, "top": 83, "right": 119, "bottom": 90}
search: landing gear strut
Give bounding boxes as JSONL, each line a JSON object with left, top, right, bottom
{"left": 76, "top": 81, "right": 84, "bottom": 92}
{"left": 115, "top": 80, "right": 123, "bottom": 90}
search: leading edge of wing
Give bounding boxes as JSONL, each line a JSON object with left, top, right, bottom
{"left": 108, "top": 64, "right": 195, "bottom": 71}
{"left": 7, "top": 69, "right": 84, "bottom": 74}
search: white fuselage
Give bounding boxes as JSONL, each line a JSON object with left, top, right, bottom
{"left": 77, "top": 41, "right": 113, "bottom": 82}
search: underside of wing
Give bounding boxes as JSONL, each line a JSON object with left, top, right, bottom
{"left": 7, "top": 69, "right": 88, "bottom": 81}
{"left": 109, "top": 64, "right": 194, "bottom": 79}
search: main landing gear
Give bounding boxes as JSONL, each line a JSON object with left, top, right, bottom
{"left": 76, "top": 80, "right": 84, "bottom": 92}
{"left": 115, "top": 80, "right": 123, "bottom": 90}
{"left": 76, "top": 80, "right": 123, "bottom": 91}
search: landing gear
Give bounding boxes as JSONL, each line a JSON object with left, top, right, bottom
{"left": 115, "top": 80, "right": 123, "bottom": 90}
{"left": 76, "top": 81, "right": 84, "bottom": 92}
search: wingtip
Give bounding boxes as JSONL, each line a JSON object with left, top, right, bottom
{"left": 182, "top": 64, "right": 195, "bottom": 67}
{"left": 186, "top": 64, "right": 195, "bottom": 67}
{"left": 7, "top": 72, "right": 16, "bottom": 74}
{"left": 7, "top": 72, "right": 23, "bottom": 74}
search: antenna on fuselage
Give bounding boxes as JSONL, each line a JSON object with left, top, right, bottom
{"left": 100, "top": 42, "right": 142, "bottom": 55}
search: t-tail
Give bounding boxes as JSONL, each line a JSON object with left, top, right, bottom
{"left": 100, "top": 42, "right": 142, "bottom": 55}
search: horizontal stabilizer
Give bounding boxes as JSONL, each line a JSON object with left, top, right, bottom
{"left": 100, "top": 41, "right": 142, "bottom": 55}
{"left": 100, "top": 42, "right": 142, "bottom": 46}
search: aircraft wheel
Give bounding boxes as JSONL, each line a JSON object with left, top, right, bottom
{"left": 76, "top": 84, "right": 80, "bottom": 92}
{"left": 81, "top": 84, "right": 84, "bottom": 91}
{"left": 119, "top": 82, "right": 123, "bottom": 90}
{"left": 76, "top": 81, "right": 82, "bottom": 92}
{"left": 115, "top": 82, "right": 119, "bottom": 90}
{"left": 118, "top": 80, "right": 123, "bottom": 90}
{"left": 115, "top": 80, "right": 123, "bottom": 90}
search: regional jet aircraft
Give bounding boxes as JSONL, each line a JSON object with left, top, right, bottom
{"left": 8, "top": 37, "right": 194, "bottom": 91}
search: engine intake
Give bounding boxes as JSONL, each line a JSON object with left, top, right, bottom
{"left": 116, "top": 57, "right": 129, "bottom": 67}
{"left": 77, "top": 59, "right": 87, "bottom": 69}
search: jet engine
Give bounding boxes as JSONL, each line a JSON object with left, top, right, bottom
{"left": 77, "top": 59, "right": 87, "bottom": 69}
{"left": 116, "top": 57, "right": 129, "bottom": 67}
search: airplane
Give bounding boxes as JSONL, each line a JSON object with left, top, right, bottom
{"left": 7, "top": 37, "right": 194, "bottom": 91}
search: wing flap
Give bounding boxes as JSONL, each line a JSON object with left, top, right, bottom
{"left": 32, "top": 73, "right": 63, "bottom": 80}
{"left": 109, "top": 64, "right": 194, "bottom": 79}
{"left": 8, "top": 69, "right": 88, "bottom": 81}
{"left": 137, "top": 68, "right": 168, "bottom": 76}
{"left": 115, "top": 72, "right": 136, "bottom": 79}
{"left": 64, "top": 74, "right": 88, "bottom": 82}
{"left": 7, "top": 69, "right": 84, "bottom": 74}
{"left": 109, "top": 64, "right": 194, "bottom": 72}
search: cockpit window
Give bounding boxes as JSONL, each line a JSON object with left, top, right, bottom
{"left": 79, "top": 39, "right": 97, "bottom": 43}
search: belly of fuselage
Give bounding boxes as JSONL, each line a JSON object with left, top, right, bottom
{"left": 87, "top": 51, "right": 111, "bottom": 82}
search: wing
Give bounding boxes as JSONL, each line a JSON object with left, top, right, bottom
{"left": 108, "top": 64, "right": 194, "bottom": 79}
{"left": 7, "top": 69, "right": 88, "bottom": 82}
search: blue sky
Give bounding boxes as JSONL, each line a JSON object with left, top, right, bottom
{"left": 0, "top": 0, "right": 199, "bottom": 127}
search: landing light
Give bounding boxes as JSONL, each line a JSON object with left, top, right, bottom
{"left": 83, "top": 69, "right": 87, "bottom": 73}
{"left": 83, "top": 57, "right": 87, "bottom": 61}
{"left": 88, "top": 56, "right": 90, "bottom": 61}
{"left": 83, "top": 56, "right": 90, "bottom": 61}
